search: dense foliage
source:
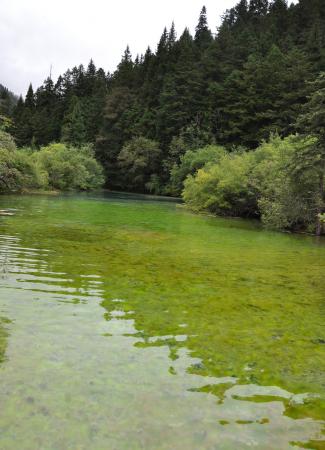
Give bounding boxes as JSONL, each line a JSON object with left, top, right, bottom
{"left": 117, "top": 137, "right": 162, "bottom": 193}
{"left": 0, "top": 131, "right": 104, "bottom": 193}
{"left": 0, "top": 130, "right": 41, "bottom": 191}
{"left": 168, "top": 145, "right": 226, "bottom": 195}
{"left": 183, "top": 135, "right": 322, "bottom": 233}
{"left": 0, "top": 84, "right": 17, "bottom": 118}
{"left": 2, "top": 0, "right": 325, "bottom": 233}
{"left": 8, "top": 1, "right": 325, "bottom": 181}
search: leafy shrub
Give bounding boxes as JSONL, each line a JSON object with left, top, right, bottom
{"left": 183, "top": 150, "right": 258, "bottom": 217}
{"left": 0, "top": 148, "right": 41, "bottom": 192}
{"left": 256, "top": 136, "right": 320, "bottom": 231}
{"left": 183, "top": 135, "right": 323, "bottom": 232}
{"left": 0, "top": 136, "right": 104, "bottom": 193}
{"left": 0, "top": 130, "right": 16, "bottom": 152}
{"left": 33, "top": 143, "right": 104, "bottom": 191}
{"left": 168, "top": 145, "right": 226, "bottom": 196}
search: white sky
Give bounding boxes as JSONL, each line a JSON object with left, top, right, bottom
{"left": 1, "top": 0, "right": 297, "bottom": 96}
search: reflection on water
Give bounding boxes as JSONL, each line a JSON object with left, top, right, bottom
{"left": 0, "top": 193, "right": 324, "bottom": 450}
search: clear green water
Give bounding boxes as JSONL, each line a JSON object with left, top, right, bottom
{"left": 0, "top": 192, "right": 324, "bottom": 450}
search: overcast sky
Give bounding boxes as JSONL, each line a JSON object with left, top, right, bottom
{"left": 1, "top": 0, "right": 246, "bottom": 95}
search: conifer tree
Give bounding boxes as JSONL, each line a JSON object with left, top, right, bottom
{"left": 0, "top": 84, "right": 17, "bottom": 117}
{"left": 87, "top": 59, "right": 96, "bottom": 78}
{"left": 114, "top": 46, "right": 134, "bottom": 87}
{"left": 249, "top": 0, "right": 269, "bottom": 16}
{"left": 195, "top": 6, "right": 213, "bottom": 48}
{"left": 168, "top": 22, "right": 177, "bottom": 49}
{"left": 33, "top": 77, "right": 59, "bottom": 145}
{"left": 25, "top": 84, "right": 35, "bottom": 109}
{"left": 12, "top": 85, "right": 35, "bottom": 146}
{"left": 156, "top": 28, "right": 204, "bottom": 146}
{"left": 61, "top": 96, "right": 87, "bottom": 146}
{"left": 295, "top": 73, "right": 325, "bottom": 234}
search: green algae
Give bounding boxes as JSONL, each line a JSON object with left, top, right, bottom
{"left": 0, "top": 192, "right": 324, "bottom": 449}
{"left": 0, "top": 316, "right": 10, "bottom": 363}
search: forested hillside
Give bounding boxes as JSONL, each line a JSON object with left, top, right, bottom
{"left": 0, "top": 84, "right": 17, "bottom": 122}
{"left": 2, "top": 0, "right": 325, "bottom": 233}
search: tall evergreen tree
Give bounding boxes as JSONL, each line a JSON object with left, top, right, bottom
{"left": 113, "top": 46, "right": 134, "bottom": 87}
{"left": 195, "top": 6, "right": 213, "bottom": 48}
{"left": 33, "top": 77, "right": 60, "bottom": 145}
{"left": 61, "top": 96, "right": 87, "bottom": 146}
{"left": 25, "top": 84, "right": 35, "bottom": 109}
{"left": 216, "top": 44, "right": 311, "bottom": 147}
{"left": 168, "top": 22, "right": 177, "bottom": 49}
{"left": 156, "top": 29, "right": 204, "bottom": 147}
{"left": 249, "top": 0, "right": 269, "bottom": 16}
{"left": 11, "top": 85, "right": 35, "bottom": 146}
{"left": 0, "top": 84, "right": 17, "bottom": 117}
{"left": 295, "top": 73, "right": 325, "bottom": 235}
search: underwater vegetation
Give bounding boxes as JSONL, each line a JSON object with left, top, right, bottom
{"left": 0, "top": 192, "right": 324, "bottom": 449}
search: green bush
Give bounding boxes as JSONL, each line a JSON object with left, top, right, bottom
{"left": 183, "top": 150, "right": 258, "bottom": 217}
{"left": 256, "top": 136, "right": 320, "bottom": 232}
{"left": 168, "top": 145, "right": 226, "bottom": 196}
{"left": 0, "top": 130, "right": 16, "bottom": 152}
{"left": 183, "top": 135, "right": 323, "bottom": 232}
{"left": 0, "top": 148, "right": 42, "bottom": 192}
{"left": 0, "top": 134, "right": 104, "bottom": 193}
{"left": 33, "top": 143, "right": 104, "bottom": 191}
{"left": 0, "top": 130, "right": 44, "bottom": 192}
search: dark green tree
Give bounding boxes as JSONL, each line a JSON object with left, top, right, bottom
{"left": 96, "top": 86, "right": 135, "bottom": 186}
{"left": 156, "top": 29, "right": 205, "bottom": 147}
{"left": 12, "top": 85, "right": 35, "bottom": 146}
{"left": 61, "top": 96, "right": 87, "bottom": 146}
{"left": 216, "top": 45, "right": 311, "bottom": 147}
{"left": 294, "top": 73, "right": 325, "bottom": 235}
{"left": 0, "top": 84, "right": 17, "bottom": 117}
{"left": 117, "top": 136, "right": 162, "bottom": 192}
{"left": 33, "top": 77, "right": 60, "bottom": 145}
{"left": 195, "top": 6, "right": 213, "bottom": 48}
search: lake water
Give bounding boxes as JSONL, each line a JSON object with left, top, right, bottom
{"left": 0, "top": 192, "right": 324, "bottom": 449}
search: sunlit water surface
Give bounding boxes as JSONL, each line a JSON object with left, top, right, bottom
{"left": 0, "top": 192, "right": 324, "bottom": 450}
